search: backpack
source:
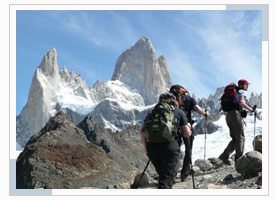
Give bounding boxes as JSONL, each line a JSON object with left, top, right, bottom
{"left": 143, "top": 102, "right": 178, "bottom": 143}
{"left": 220, "top": 84, "right": 241, "bottom": 112}
{"left": 169, "top": 85, "right": 190, "bottom": 111}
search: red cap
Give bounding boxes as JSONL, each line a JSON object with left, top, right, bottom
{"left": 238, "top": 79, "right": 251, "bottom": 85}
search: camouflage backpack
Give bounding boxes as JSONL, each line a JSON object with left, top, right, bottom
{"left": 143, "top": 102, "right": 178, "bottom": 143}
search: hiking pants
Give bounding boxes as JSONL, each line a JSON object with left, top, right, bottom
{"left": 220, "top": 110, "right": 245, "bottom": 161}
{"left": 147, "top": 142, "right": 180, "bottom": 189}
{"left": 181, "top": 134, "right": 194, "bottom": 175}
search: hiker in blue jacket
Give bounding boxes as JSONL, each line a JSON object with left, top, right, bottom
{"left": 140, "top": 93, "right": 191, "bottom": 189}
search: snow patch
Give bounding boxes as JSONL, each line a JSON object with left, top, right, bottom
{"left": 57, "top": 86, "right": 97, "bottom": 115}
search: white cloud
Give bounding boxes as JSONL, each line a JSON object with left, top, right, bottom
{"left": 195, "top": 11, "right": 262, "bottom": 95}
{"left": 164, "top": 11, "right": 262, "bottom": 99}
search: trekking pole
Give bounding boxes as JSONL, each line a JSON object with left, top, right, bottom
{"left": 133, "top": 159, "right": 150, "bottom": 189}
{"left": 203, "top": 109, "right": 208, "bottom": 172}
{"left": 252, "top": 105, "right": 257, "bottom": 150}
{"left": 187, "top": 138, "right": 196, "bottom": 189}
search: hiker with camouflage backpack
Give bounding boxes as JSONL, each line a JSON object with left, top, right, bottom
{"left": 219, "top": 79, "right": 258, "bottom": 165}
{"left": 169, "top": 85, "right": 209, "bottom": 182}
{"left": 140, "top": 93, "right": 191, "bottom": 189}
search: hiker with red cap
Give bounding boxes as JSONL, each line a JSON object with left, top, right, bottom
{"left": 219, "top": 79, "right": 258, "bottom": 164}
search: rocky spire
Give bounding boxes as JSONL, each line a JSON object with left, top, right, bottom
{"left": 60, "top": 65, "right": 70, "bottom": 81}
{"left": 38, "top": 48, "right": 59, "bottom": 76}
{"left": 111, "top": 36, "right": 172, "bottom": 105}
{"left": 18, "top": 48, "right": 61, "bottom": 145}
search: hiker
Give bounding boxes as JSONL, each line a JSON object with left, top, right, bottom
{"left": 170, "top": 85, "right": 209, "bottom": 182}
{"left": 219, "top": 79, "right": 258, "bottom": 164}
{"left": 140, "top": 93, "right": 191, "bottom": 189}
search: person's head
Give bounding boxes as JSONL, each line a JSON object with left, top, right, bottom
{"left": 238, "top": 79, "right": 251, "bottom": 91}
{"left": 159, "top": 92, "right": 179, "bottom": 107}
{"left": 169, "top": 85, "right": 190, "bottom": 97}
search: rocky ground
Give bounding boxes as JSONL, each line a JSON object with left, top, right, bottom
{"left": 140, "top": 159, "right": 262, "bottom": 189}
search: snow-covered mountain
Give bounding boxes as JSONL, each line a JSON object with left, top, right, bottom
{"left": 16, "top": 37, "right": 170, "bottom": 150}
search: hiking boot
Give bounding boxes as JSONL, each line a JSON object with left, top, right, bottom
{"left": 219, "top": 155, "right": 231, "bottom": 165}
{"left": 180, "top": 173, "right": 192, "bottom": 182}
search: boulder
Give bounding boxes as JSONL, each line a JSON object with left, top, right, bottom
{"left": 253, "top": 135, "right": 262, "bottom": 153}
{"left": 208, "top": 157, "right": 224, "bottom": 169}
{"left": 131, "top": 172, "right": 150, "bottom": 188}
{"left": 192, "top": 165, "right": 201, "bottom": 174}
{"left": 194, "top": 159, "right": 213, "bottom": 171}
{"left": 235, "top": 151, "right": 262, "bottom": 176}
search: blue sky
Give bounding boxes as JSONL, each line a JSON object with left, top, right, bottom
{"left": 16, "top": 10, "right": 262, "bottom": 115}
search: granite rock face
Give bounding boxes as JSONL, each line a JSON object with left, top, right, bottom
{"left": 112, "top": 36, "right": 173, "bottom": 105}
{"left": 17, "top": 48, "right": 61, "bottom": 148}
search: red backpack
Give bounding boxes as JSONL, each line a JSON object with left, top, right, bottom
{"left": 220, "top": 84, "right": 241, "bottom": 112}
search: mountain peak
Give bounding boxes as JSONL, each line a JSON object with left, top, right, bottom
{"left": 136, "top": 36, "right": 152, "bottom": 45}
{"left": 111, "top": 37, "right": 172, "bottom": 105}
{"left": 133, "top": 36, "right": 155, "bottom": 54}
{"left": 38, "top": 47, "right": 59, "bottom": 78}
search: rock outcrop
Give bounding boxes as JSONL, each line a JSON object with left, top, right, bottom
{"left": 111, "top": 36, "right": 173, "bottom": 105}
{"left": 77, "top": 115, "right": 154, "bottom": 176}
{"left": 16, "top": 112, "right": 154, "bottom": 189}
{"left": 16, "top": 112, "right": 112, "bottom": 189}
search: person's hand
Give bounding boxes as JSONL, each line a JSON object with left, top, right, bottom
{"left": 204, "top": 110, "right": 210, "bottom": 117}
{"left": 251, "top": 105, "right": 258, "bottom": 114}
